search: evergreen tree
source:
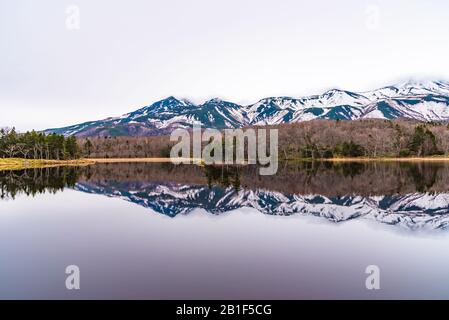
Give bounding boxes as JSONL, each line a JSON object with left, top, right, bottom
{"left": 0, "top": 128, "right": 81, "bottom": 160}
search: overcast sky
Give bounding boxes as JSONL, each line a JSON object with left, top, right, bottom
{"left": 1, "top": 0, "right": 449, "bottom": 131}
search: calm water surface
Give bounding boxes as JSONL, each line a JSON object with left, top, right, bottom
{"left": 1, "top": 162, "right": 449, "bottom": 299}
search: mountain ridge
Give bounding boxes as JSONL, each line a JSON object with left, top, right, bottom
{"left": 45, "top": 80, "right": 449, "bottom": 137}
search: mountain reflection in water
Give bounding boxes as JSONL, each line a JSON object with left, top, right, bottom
{"left": 2, "top": 161, "right": 449, "bottom": 230}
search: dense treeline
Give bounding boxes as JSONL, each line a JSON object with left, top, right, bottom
{"left": 77, "top": 119, "right": 449, "bottom": 159}
{"left": 78, "top": 135, "right": 172, "bottom": 158}
{"left": 275, "top": 119, "right": 448, "bottom": 159}
{"left": 0, "top": 128, "right": 80, "bottom": 160}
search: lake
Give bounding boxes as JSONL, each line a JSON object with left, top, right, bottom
{"left": 1, "top": 161, "right": 449, "bottom": 299}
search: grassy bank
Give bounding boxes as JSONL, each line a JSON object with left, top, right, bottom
{"left": 0, "top": 158, "right": 95, "bottom": 171}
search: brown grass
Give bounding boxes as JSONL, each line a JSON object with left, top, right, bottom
{"left": 0, "top": 158, "right": 95, "bottom": 171}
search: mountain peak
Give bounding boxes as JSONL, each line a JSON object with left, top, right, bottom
{"left": 204, "top": 98, "right": 223, "bottom": 104}
{"left": 389, "top": 79, "right": 449, "bottom": 96}
{"left": 160, "top": 96, "right": 181, "bottom": 103}
{"left": 395, "top": 79, "right": 449, "bottom": 90}
{"left": 152, "top": 96, "right": 195, "bottom": 107}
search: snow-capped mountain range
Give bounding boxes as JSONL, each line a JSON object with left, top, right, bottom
{"left": 46, "top": 80, "right": 449, "bottom": 137}
{"left": 74, "top": 181, "right": 449, "bottom": 231}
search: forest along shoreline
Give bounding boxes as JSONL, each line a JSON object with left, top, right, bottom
{"left": 3, "top": 119, "right": 449, "bottom": 170}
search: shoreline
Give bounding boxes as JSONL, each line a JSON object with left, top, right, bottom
{"left": 317, "top": 157, "right": 449, "bottom": 162}
{"left": 2, "top": 156, "right": 449, "bottom": 171}
{"left": 89, "top": 157, "right": 199, "bottom": 163}
{"left": 90, "top": 156, "right": 449, "bottom": 163}
{"left": 89, "top": 156, "right": 449, "bottom": 163}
